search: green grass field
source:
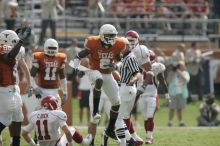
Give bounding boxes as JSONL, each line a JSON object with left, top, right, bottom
{"left": 1, "top": 97, "right": 220, "bottom": 146}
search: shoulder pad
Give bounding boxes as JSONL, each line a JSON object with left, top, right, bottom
{"left": 53, "top": 110, "right": 67, "bottom": 121}
{"left": 56, "top": 52, "right": 66, "bottom": 60}
{"left": 32, "top": 52, "right": 43, "bottom": 59}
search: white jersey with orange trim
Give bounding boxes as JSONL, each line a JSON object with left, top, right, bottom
{"left": 140, "top": 62, "right": 166, "bottom": 97}
{"left": 23, "top": 109, "right": 67, "bottom": 142}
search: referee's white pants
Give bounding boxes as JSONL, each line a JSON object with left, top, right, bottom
{"left": 116, "top": 83, "right": 137, "bottom": 145}
{"left": 118, "top": 83, "right": 137, "bottom": 119}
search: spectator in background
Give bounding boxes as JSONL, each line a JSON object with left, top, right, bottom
{"left": 154, "top": 6, "right": 176, "bottom": 33}
{"left": 168, "top": 61, "right": 190, "bottom": 127}
{"left": 2, "top": 0, "right": 18, "bottom": 30}
{"left": 197, "top": 95, "right": 220, "bottom": 126}
{"left": 76, "top": 58, "right": 91, "bottom": 126}
{"left": 185, "top": 42, "right": 203, "bottom": 101}
{"left": 65, "top": 38, "right": 82, "bottom": 97}
{"left": 171, "top": 43, "right": 185, "bottom": 66}
{"left": 164, "top": 44, "right": 185, "bottom": 86}
{"left": 38, "top": 0, "right": 64, "bottom": 45}
{"left": 165, "top": 0, "right": 190, "bottom": 34}
{"left": 186, "top": 0, "right": 209, "bottom": 35}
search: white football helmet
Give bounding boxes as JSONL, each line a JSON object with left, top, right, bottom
{"left": 99, "top": 24, "right": 118, "bottom": 46}
{"left": 0, "top": 30, "right": 19, "bottom": 47}
{"left": 132, "top": 45, "right": 150, "bottom": 67}
{"left": 44, "top": 38, "right": 59, "bottom": 56}
{"left": 125, "top": 30, "right": 139, "bottom": 48}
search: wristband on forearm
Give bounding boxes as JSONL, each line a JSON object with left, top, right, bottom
{"left": 60, "top": 78, "right": 67, "bottom": 94}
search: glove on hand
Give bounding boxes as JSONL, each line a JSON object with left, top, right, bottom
{"left": 61, "top": 94, "right": 67, "bottom": 105}
{"left": 77, "top": 70, "right": 85, "bottom": 78}
{"left": 16, "top": 27, "right": 31, "bottom": 41}
{"left": 136, "top": 85, "right": 146, "bottom": 97}
{"left": 34, "top": 88, "right": 42, "bottom": 99}
{"left": 26, "top": 86, "right": 33, "bottom": 97}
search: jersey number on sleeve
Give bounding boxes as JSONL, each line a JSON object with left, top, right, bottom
{"left": 36, "top": 120, "right": 51, "bottom": 140}
{"left": 44, "top": 67, "right": 57, "bottom": 80}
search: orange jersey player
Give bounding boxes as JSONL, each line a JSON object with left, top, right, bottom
{"left": 30, "top": 38, "right": 68, "bottom": 110}
{"left": 0, "top": 28, "right": 31, "bottom": 146}
{"left": 85, "top": 35, "right": 125, "bottom": 74}
{"left": 70, "top": 24, "right": 126, "bottom": 144}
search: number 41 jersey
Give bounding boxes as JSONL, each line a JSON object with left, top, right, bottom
{"left": 32, "top": 52, "right": 66, "bottom": 89}
{"left": 23, "top": 109, "right": 68, "bottom": 141}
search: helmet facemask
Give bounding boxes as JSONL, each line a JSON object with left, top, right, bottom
{"left": 101, "top": 33, "right": 117, "bottom": 46}
{"left": 45, "top": 47, "right": 58, "bottom": 56}
{"left": 126, "top": 37, "right": 138, "bottom": 49}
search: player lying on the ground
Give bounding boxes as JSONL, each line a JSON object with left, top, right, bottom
{"left": 22, "top": 95, "right": 92, "bottom": 146}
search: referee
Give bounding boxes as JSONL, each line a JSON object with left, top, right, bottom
{"left": 117, "top": 38, "right": 142, "bottom": 146}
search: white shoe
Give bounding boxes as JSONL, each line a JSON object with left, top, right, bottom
{"left": 91, "top": 113, "right": 101, "bottom": 124}
{"left": 82, "top": 134, "right": 93, "bottom": 146}
{"left": 145, "top": 138, "right": 153, "bottom": 144}
{"left": 131, "top": 133, "right": 143, "bottom": 146}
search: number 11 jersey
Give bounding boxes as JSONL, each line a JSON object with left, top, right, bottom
{"left": 32, "top": 52, "right": 66, "bottom": 89}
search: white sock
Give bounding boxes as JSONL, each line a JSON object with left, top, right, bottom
{"left": 147, "top": 131, "right": 153, "bottom": 139}
{"left": 119, "top": 138, "right": 126, "bottom": 146}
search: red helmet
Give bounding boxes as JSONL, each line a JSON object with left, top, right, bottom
{"left": 125, "top": 30, "right": 139, "bottom": 48}
{"left": 41, "top": 95, "right": 58, "bottom": 110}
{"left": 149, "top": 50, "right": 156, "bottom": 62}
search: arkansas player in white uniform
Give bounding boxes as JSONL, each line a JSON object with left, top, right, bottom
{"left": 0, "top": 28, "right": 31, "bottom": 146}
{"left": 122, "top": 30, "right": 151, "bottom": 145}
{"left": 138, "top": 50, "right": 170, "bottom": 144}
{"left": 22, "top": 95, "right": 92, "bottom": 146}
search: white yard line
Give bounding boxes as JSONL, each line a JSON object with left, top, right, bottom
{"left": 71, "top": 125, "right": 220, "bottom": 130}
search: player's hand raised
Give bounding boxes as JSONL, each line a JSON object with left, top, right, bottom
{"left": 16, "top": 27, "right": 31, "bottom": 41}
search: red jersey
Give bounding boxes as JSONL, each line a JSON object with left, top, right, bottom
{"left": 0, "top": 45, "right": 21, "bottom": 87}
{"left": 85, "top": 36, "right": 126, "bottom": 74}
{"left": 32, "top": 52, "right": 66, "bottom": 89}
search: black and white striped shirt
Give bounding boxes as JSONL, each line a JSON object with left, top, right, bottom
{"left": 119, "top": 51, "right": 140, "bottom": 84}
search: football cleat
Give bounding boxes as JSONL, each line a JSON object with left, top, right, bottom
{"left": 145, "top": 138, "right": 153, "bottom": 145}
{"left": 103, "top": 129, "right": 121, "bottom": 143}
{"left": 91, "top": 113, "right": 101, "bottom": 124}
{"left": 131, "top": 133, "right": 143, "bottom": 146}
{"left": 126, "top": 137, "right": 136, "bottom": 146}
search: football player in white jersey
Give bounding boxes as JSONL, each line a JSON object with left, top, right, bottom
{"left": 122, "top": 30, "right": 151, "bottom": 145}
{"left": 138, "top": 50, "right": 170, "bottom": 144}
{"left": 22, "top": 95, "right": 92, "bottom": 146}
{"left": 0, "top": 28, "right": 31, "bottom": 146}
